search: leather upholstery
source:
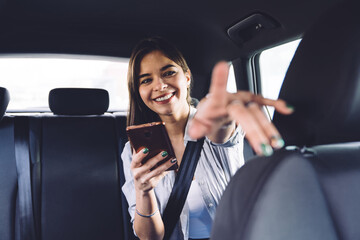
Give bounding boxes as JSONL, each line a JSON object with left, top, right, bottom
{"left": 273, "top": 0, "right": 360, "bottom": 146}
{"left": 0, "top": 116, "right": 17, "bottom": 240}
{"left": 40, "top": 115, "right": 127, "bottom": 240}
{"left": 49, "top": 88, "right": 109, "bottom": 115}
{"left": 0, "top": 86, "right": 135, "bottom": 240}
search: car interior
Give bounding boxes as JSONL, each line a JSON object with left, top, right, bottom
{"left": 0, "top": 0, "right": 357, "bottom": 239}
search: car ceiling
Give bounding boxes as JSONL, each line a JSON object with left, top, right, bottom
{"left": 0, "top": 0, "right": 341, "bottom": 81}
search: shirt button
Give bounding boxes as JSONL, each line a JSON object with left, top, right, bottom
{"left": 208, "top": 203, "right": 214, "bottom": 208}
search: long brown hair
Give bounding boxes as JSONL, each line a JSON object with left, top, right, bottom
{"left": 127, "top": 37, "right": 192, "bottom": 126}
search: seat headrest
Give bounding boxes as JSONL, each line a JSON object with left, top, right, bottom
{"left": 49, "top": 88, "right": 109, "bottom": 115}
{"left": 0, "top": 87, "right": 10, "bottom": 121}
{"left": 273, "top": 0, "right": 360, "bottom": 147}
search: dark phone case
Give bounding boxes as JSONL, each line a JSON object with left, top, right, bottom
{"left": 126, "top": 122, "right": 178, "bottom": 171}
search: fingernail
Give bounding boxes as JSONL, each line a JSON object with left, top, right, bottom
{"left": 270, "top": 135, "right": 285, "bottom": 149}
{"left": 286, "top": 103, "right": 295, "bottom": 111}
{"left": 261, "top": 143, "right": 273, "bottom": 156}
{"left": 161, "top": 151, "right": 168, "bottom": 157}
{"left": 171, "top": 158, "right": 177, "bottom": 163}
{"left": 142, "top": 148, "right": 149, "bottom": 154}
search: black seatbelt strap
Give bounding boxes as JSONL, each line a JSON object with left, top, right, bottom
{"left": 14, "top": 116, "right": 36, "bottom": 240}
{"left": 163, "top": 137, "right": 205, "bottom": 240}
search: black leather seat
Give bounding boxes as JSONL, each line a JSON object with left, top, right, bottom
{"left": 211, "top": 0, "right": 360, "bottom": 239}
{"left": 0, "top": 88, "right": 136, "bottom": 240}
{"left": 39, "top": 88, "right": 133, "bottom": 240}
{"left": 0, "top": 87, "right": 17, "bottom": 240}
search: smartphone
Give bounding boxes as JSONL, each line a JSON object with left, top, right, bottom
{"left": 126, "top": 122, "right": 178, "bottom": 171}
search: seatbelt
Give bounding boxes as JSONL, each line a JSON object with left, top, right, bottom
{"left": 163, "top": 137, "right": 205, "bottom": 240}
{"left": 14, "top": 117, "right": 37, "bottom": 240}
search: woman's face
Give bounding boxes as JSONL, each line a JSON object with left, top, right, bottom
{"left": 138, "top": 50, "right": 191, "bottom": 119}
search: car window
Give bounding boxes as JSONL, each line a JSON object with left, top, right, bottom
{"left": 259, "top": 39, "right": 301, "bottom": 117}
{"left": 0, "top": 54, "right": 130, "bottom": 112}
{"left": 227, "top": 64, "right": 237, "bottom": 93}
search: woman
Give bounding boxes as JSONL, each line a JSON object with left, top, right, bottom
{"left": 122, "top": 37, "right": 293, "bottom": 240}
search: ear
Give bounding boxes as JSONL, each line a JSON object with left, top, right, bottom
{"left": 185, "top": 69, "right": 191, "bottom": 87}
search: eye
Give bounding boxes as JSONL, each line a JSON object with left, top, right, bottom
{"left": 140, "top": 78, "right": 152, "bottom": 85}
{"left": 163, "top": 71, "right": 176, "bottom": 78}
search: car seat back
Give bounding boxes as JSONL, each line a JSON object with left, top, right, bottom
{"left": 0, "top": 88, "right": 136, "bottom": 240}
{"left": 0, "top": 87, "right": 17, "bottom": 240}
{"left": 212, "top": 1, "right": 360, "bottom": 239}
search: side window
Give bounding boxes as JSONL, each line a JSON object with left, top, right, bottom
{"left": 227, "top": 63, "right": 237, "bottom": 93}
{"left": 259, "top": 39, "right": 301, "bottom": 117}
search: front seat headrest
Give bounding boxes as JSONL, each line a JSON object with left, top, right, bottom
{"left": 49, "top": 88, "right": 109, "bottom": 115}
{"left": 0, "top": 87, "right": 10, "bottom": 121}
{"left": 273, "top": 0, "right": 360, "bottom": 147}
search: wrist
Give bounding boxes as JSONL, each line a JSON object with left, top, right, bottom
{"left": 136, "top": 208, "right": 159, "bottom": 218}
{"left": 220, "top": 120, "right": 234, "bottom": 129}
{"left": 136, "top": 188, "right": 153, "bottom": 197}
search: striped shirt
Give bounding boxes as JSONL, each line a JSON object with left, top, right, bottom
{"left": 121, "top": 107, "right": 244, "bottom": 239}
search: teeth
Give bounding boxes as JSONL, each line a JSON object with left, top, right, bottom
{"left": 155, "top": 93, "right": 173, "bottom": 102}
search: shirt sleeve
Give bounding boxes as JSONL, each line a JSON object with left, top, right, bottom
{"left": 203, "top": 124, "right": 245, "bottom": 181}
{"left": 207, "top": 124, "right": 245, "bottom": 147}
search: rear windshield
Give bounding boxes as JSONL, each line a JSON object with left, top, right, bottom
{"left": 0, "top": 54, "right": 130, "bottom": 112}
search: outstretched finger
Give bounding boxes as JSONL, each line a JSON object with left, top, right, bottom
{"left": 231, "top": 92, "right": 294, "bottom": 115}
{"left": 209, "top": 61, "right": 229, "bottom": 100}
{"left": 252, "top": 95, "right": 294, "bottom": 115}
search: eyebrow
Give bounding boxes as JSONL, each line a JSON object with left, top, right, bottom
{"left": 160, "top": 64, "right": 176, "bottom": 71}
{"left": 138, "top": 64, "right": 176, "bottom": 80}
{"left": 138, "top": 73, "right": 150, "bottom": 80}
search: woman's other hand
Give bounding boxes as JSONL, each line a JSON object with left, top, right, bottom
{"left": 188, "top": 61, "right": 294, "bottom": 156}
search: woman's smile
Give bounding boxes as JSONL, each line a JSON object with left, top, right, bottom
{"left": 153, "top": 92, "right": 176, "bottom": 103}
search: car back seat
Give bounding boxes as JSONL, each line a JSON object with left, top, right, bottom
{"left": 40, "top": 88, "right": 135, "bottom": 240}
{"left": 1, "top": 88, "right": 136, "bottom": 240}
{"left": 0, "top": 87, "right": 17, "bottom": 240}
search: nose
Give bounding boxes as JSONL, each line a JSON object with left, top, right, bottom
{"left": 153, "top": 77, "right": 168, "bottom": 91}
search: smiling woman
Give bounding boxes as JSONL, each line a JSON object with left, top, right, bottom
{"left": 121, "top": 36, "right": 292, "bottom": 240}
{"left": 122, "top": 37, "right": 246, "bottom": 240}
